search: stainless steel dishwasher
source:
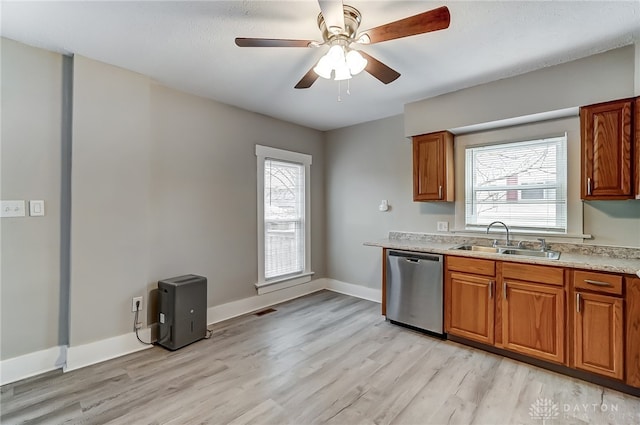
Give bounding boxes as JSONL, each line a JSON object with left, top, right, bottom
{"left": 386, "top": 250, "right": 444, "bottom": 336}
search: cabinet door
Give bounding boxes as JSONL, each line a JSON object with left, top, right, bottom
{"left": 626, "top": 277, "right": 640, "bottom": 387}
{"left": 502, "top": 280, "right": 564, "bottom": 363}
{"left": 635, "top": 97, "right": 640, "bottom": 199}
{"left": 412, "top": 131, "right": 454, "bottom": 201}
{"left": 574, "top": 291, "right": 623, "bottom": 380}
{"left": 447, "top": 272, "right": 494, "bottom": 344}
{"left": 580, "top": 99, "right": 632, "bottom": 199}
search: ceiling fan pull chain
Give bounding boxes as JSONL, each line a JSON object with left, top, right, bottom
{"left": 347, "top": 79, "right": 351, "bottom": 95}
{"left": 337, "top": 80, "right": 342, "bottom": 102}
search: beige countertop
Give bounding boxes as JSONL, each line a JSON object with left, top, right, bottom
{"left": 364, "top": 237, "right": 640, "bottom": 277}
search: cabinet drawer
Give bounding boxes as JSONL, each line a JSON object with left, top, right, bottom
{"left": 447, "top": 256, "right": 495, "bottom": 276}
{"left": 502, "top": 262, "right": 563, "bottom": 286}
{"left": 574, "top": 270, "right": 622, "bottom": 296}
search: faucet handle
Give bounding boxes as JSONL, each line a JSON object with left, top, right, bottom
{"left": 537, "top": 238, "right": 547, "bottom": 251}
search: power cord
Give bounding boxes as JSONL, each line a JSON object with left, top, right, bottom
{"left": 134, "top": 300, "right": 212, "bottom": 344}
{"left": 134, "top": 300, "right": 153, "bottom": 346}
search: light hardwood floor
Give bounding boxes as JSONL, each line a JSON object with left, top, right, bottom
{"left": 1, "top": 290, "right": 639, "bottom": 424}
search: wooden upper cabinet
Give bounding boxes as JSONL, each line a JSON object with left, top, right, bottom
{"left": 412, "top": 131, "right": 454, "bottom": 202}
{"left": 580, "top": 98, "right": 633, "bottom": 199}
{"left": 635, "top": 97, "right": 640, "bottom": 199}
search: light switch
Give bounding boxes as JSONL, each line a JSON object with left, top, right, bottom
{"left": 1, "top": 200, "right": 26, "bottom": 218}
{"left": 29, "top": 200, "right": 45, "bottom": 217}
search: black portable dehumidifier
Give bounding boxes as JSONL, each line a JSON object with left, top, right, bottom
{"left": 157, "top": 274, "right": 207, "bottom": 350}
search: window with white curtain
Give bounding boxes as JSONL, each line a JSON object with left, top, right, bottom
{"left": 465, "top": 134, "right": 567, "bottom": 233}
{"left": 256, "top": 145, "right": 312, "bottom": 294}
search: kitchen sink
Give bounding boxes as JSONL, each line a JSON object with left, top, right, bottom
{"left": 499, "top": 248, "right": 561, "bottom": 260}
{"left": 453, "top": 245, "right": 499, "bottom": 253}
{"left": 451, "top": 244, "right": 560, "bottom": 260}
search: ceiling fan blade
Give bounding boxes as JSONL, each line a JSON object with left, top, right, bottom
{"left": 359, "top": 6, "right": 450, "bottom": 44}
{"left": 318, "top": 0, "right": 345, "bottom": 33}
{"left": 359, "top": 51, "right": 400, "bottom": 84}
{"left": 235, "top": 38, "right": 316, "bottom": 48}
{"left": 295, "top": 66, "right": 320, "bottom": 89}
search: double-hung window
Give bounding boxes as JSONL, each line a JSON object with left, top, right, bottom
{"left": 465, "top": 134, "right": 568, "bottom": 233}
{"left": 256, "top": 145, "right": 312, "bottom": 294}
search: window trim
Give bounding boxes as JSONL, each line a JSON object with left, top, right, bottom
{"left": 453, "top": 117, "right": 590, "bottom": 242}
{"left": 464, "top": 134, "right": 568, "bottom": 233}
{"left": 256, "top": 145, "right": 313, "bottom": 294}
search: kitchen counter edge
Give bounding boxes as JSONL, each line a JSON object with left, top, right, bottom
{"left": 364, "top": 239, "right": 640, "bottom": 277}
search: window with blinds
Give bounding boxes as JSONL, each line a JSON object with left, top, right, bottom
{"left": 465, "top": 134, "right": 567, "bottom": 233}
{"left": 264, "top": 159, "right": 305, "bottom": 280}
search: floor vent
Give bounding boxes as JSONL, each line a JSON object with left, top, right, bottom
{"left": 254, "top": 308, "right": 277, "bottom": 316}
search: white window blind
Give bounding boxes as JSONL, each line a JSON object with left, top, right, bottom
{"left": 264, "top": 159, "right": 304, "bottom": 279}
{"left": 465, "top": 135, "right": 567, "bottom": 233}
{"left": 256, "top": 145, "right": 312, "bottom": 292}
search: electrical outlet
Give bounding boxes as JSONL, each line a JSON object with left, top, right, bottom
{"left": 437, "top": 221, "right": 449, "bottom": 232}
{"left": 132, "top": 296, "right": 143, "bottom": 312}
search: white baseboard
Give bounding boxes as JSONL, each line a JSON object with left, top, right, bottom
{"left": 65, "top": 328, "right": 153, "bottom": 373}
{"left": 2, "top": 278, "right": 378, "bottom": 383}
{"left": 207, "top": 278, "right": 326, "bottom": 324}
{"left": 0, "top": 345, "right": 66, "bottom": 385}
{"left": 324, "top": 278, "right": 382, "bottom": 304}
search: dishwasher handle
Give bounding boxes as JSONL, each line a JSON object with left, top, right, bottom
{"left": 388, "top": 250, "right": 442, "bottom": 263}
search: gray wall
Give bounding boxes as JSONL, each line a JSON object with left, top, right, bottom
{"left": 326, "top": 112, "right": 640, "bottom": 290}
{"left": 2, "top": 36, "right": 638, "bottom": 362}
{"left": 70, "top": 55, "right": 152, "bottom": 345}
{"left": 148, "top": 84, "right": 326, "bottom": 307}
{"left": 326, "top": 46, "right": 640, "bottom": 288}
{"left": 325, "top": 115, "right": 454, "bottom": 289}
{"left": 405, "top": 45, "right": 637, "bottom": 137}
{"left": 1, "top": 39, "right": 63, "bottom": 358}
{"left": 1, "top": 40, "right": 326, "bottom": 360}
{"left": 69, "top": 56, "right": 325, "bottom": 346}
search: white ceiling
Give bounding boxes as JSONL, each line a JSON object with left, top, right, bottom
{"left": 2, "top": 1, "right": 639, "bottom": 131}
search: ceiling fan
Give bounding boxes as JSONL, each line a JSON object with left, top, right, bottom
{"left": 235, "top": 1, "right": 450, "bottom": 89}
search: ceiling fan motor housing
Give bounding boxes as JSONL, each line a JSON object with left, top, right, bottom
{"left": 317, "top": 5, "right": 362, "bottom": 41}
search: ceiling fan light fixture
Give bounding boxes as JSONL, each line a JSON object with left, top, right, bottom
{"left": 346, "top": 50, "right": 367, "bottom": 75}
{"left": 314, "top": 44, "right": 364, "bottom": 81}
{"left": 334, "top": 62, "right": 352, "bottom": 81}
{"left": 326, "top": 45, "right": 345, "bottom": 64}
{"left": 313, "top": 55, "right": 333, "bottom": 79}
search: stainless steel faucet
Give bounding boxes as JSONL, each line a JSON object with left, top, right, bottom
{"left": 537, "top": 238, "right": 547, "bottom": 252}
{"left": 486, "top": 221, "right": 511, "bottom": 247}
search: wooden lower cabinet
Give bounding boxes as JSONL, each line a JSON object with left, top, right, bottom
{"left": 626, "top": 277, "right": 640, "bottom": 387}
{"left": 439, "top": 255, "right": 639, "bottom": 392}
{"left": 447, "top": 272, "right": 495, "bottom": 345}
{"left": 574, "top": 291, "right": 624, "bottom": 380}
{"left": 502, "top": 280, "right": 565, "bottom": 364}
